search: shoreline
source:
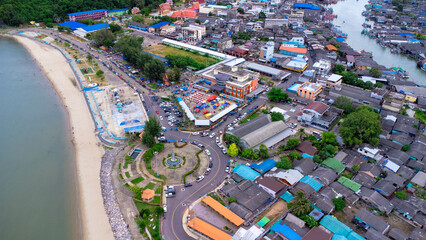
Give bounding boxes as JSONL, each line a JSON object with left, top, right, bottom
{"left": 13, "top": 35, "right": 114, "bottom": 240}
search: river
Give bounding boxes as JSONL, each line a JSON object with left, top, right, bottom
{"left": 0, "top": 37, "right": 80, "bottom": 239}
{"left": 331, "top": 0, "right": 426, "bottom": 85}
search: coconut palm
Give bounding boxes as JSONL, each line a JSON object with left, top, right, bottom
{"left": 295, "top": 128, "right": 307, "bottom": 140}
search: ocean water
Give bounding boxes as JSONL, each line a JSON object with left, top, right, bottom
{"left": 0, "top": 37, "right": 80, "bottom": 239}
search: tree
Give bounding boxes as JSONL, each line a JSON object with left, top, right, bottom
{"left": 92, "top": 29, "right": 115, "bottom": 47}
{"left": 288, "top": 152, "right": 301, "bottom": 160}
{"left": 321, "top": 132, "right": 337, "bottom": 145}
{"left": 142, "top": 132, "right": 156, "bottom": 148}
{"left": 402, "top": 144, "right": 410, "bottom": 151}
{"left": 292, "top": 192, "right": 311, "bottom": 217}
{"left": 228, "top": 197, "right": 236, "bottom": 203}
{"left": 145, "top": 116, "right": 162, "bottom": 137}
{"left": 87, "top": 54, "right": 93, "bottom": 62}
{"left": 396, "top": 191, "right": 407, "bottom": 199}
{"left": 333, "top": 64, "right": 345, "bottom": 74}
{"left": 259, "top": 12, "right": 266, "bottom": 19}
{"left": 96, "top": 70, "right": 104, "bottom": 76}
{"left": 325, "top": 144, "right": 336, "bottom": 155}
{"left": 295, "top": 128, "right": 307, "bottom": 140}
{"left": 145, "top": 59, "right": 166, "bottom": 80}
{"left": 286, "top": 138, "right": 300, "bottom": 150}
{"left": 155, "top": 206, "right": 164, "bottom": 215}
{"left": 168, "top": 65, "right": 181, "bottom": 82}
{"left": 371, "top": 67, "right": 381, "bottom": 78}
{"left": 339, "top": 105, "right": 381, "bottom": 146}
{"left": 227, "top": 143, "right": 239, "bottom": 157}
{"left": 109, "top": 23, "right": 122, "bottom": 33}
{"left": 334, "top": 96, "right": 354, "bottom": 114}
{"left": 313, "top": 155, "right": 322, "bottom": 163}
{"left": 332, "top": 197, "right": 346, "bottom": 211}
{"left": 267, "top": 87, "right": 288, "bottom": 102}
{"left": 132, "top": 15, "right": 145, "bottom": 23}
{"left": 208, "top": 11, "right": 213, "bottom": 16}
{"left": 237, "top": 8, "right": 244, "bottom": 14}
{"left": 276, "top": 156, "right": 292, "bottom": 169}
{"left": 270, "top": 112, "right": 284, "bottom": 122}
{"left": 241, "top": 148, "right": 254, "bottom": 158}
{"left": 258, "top": 144, "right": 269, "bottom": 159}
{"left": 300, "top": 215, "right": 319, "bottom": 228}
{"left": 195, "top": 18, "right": 201, "bottom": 24}
{"left": 352, "top": 164, "right": 360, "bottom": 171}
{"left": 374, "top": 82, "right": 383, "bottom": 88}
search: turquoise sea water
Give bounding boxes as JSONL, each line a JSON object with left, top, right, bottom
{"left": 0, "top": 37, "right": 80, "bottom": 239}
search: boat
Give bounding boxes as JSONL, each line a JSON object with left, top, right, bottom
{"left": 417, "top": 60, "right": 426, "bottom": 72}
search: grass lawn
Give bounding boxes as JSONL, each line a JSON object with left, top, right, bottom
{"left": 134, "top": 200, "right": 161, "bottom": 239}
{"left": 125, "top": 172, "right": 130, "bottom": 178}
{"left": 144, "top": 44, "right": 219, "bottom": 65}
{"left": 155, "top": 185, "right": 163, "bottom": 194}
{"left": 131, "top": 176, "right": 144, "bottom": 185}
{"left": 119, "top": 174, "right": 124, "bottom": 180}
{"left": 240, "top": 112, "right": 260, "bottom": 124}
{"left": 118, "top": 163, "right": 121, "bottom": 170}
{"left": 144, "top": 182, "right": 156, "bottom": 190}
{"left": 152, "top": 196, "right": 161, "bottom": 204}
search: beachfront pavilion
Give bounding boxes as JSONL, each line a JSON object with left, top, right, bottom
{"left": 142, "top": 189, "right": 155, "bottom": 202}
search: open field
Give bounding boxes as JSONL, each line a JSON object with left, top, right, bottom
{"left": 144, "top": 44, "right": 218, "bottom": 65}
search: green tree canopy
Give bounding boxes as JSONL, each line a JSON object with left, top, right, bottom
{"left": 333, "top": 64, "right": 345, "bottom": 74}
{"left": 270, "top": 112, "right": 284, "bottom": 122}
{"left": 332, "top": 197, "right": 346, "bottom": 211}
{"left": 371, "top": 67, "right": 381, "bottom": 78}
{"left": 396, "top": 190, "right": 407, "bottom": 199}
{"left": 227, "top": 143, "right": 239, "bottom": 157}
{"left": 228, "top": 197, "right": 236, "bottom": 203}
{"left": 276, "top": 156, "right": 292, "bottom": 169}
{"left": 155, "top": 206, "right": 164, "bottom": 215}
{"left": 144, "top": 59, "right": 165, "bottom": 80}
{"left": 339, "top": 105, "right": 381, "bottom": 146}
{"left": 300, "top": 215, "right": 319, "bottom": 228}
{"left": 292, "top": 192, "right": 311, "bottom": 217}
{"left": 288, "top": 152, "right": 301, "bottom": 160}
{"left": 92, "top": 28, "right": 115, "bottom": 47}
{"left": 237, "top": 8, "right": 244, "bottom": 14}
{"left": 145, "top": 116, "right": 162, "bottom": 137}
{"left": 334, "top": 96, "right": 354, "bottom": 114}
{"left": 142, "top": 132, "right": 156, "bottom": 148}
{"left": 132, "top": 14, "right": 145, "bottom": 23}
{"left": 321, "top": 131, "right": 337, "bottom": 145}
{"left": 267, "top": 87, "right": 288, "bottom": 102}
{"left": 109, "top": 23, "right": 122, "bottom": 33}
{"left": 286, "top": 138, "right": 300, "bottom": 150}
{"left": 241, "top": 148, "right": 254, "bottom": 159}
{"left": 258, "top": 144, "right": 269, "bottom": 159}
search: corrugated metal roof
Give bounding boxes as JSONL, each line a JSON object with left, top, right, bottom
{"left": 149, "top": 21, "right": 170, "bottom": 29}
{"left": 108, "top": 8, "right": 129, "bottom": 13}
{"left": 320, "top": 215, "right": 352, "bottom": 237}
{"left": 59, "top": 21, "right": 87, "bottom": 30}
{"left": 300, "top": 176, "right": 323, "bottom": 191}
{"left": 80, "top": 23, "right": 109, "bottom": 32}
{"left": 68, "top": 9, "right": 107, "bottom": 16}
{"left": 233, "top": 165, "right": 260, "bottom": 181}
{"left": 202, "top": 196, "right": 244, "bottom": 226}
{"left": 322, "top": 158, "right": 345, "bottom": 174}
{"left": 250, "top": 159, "right": 276, "bottom": 173}
{"left": 188, "top": 217, "right": 232, "bottom": 240}
{"left": 347, "top": 231, "right": 366, "bottom": 240}
{"left": 280, "top": 191, "right": 294, "bottom": 203}
{"left": 271, "top": 221, "right": 301, "bottom": 240}
{"left": 338, "top": 177, "right": 361, "bottom": 192}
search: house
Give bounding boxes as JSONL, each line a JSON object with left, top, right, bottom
{"left": 382, "top": 92, "right": 405, "bottom": 113}
{"left": 280, "top": 46, "right": 307, "bottom": 57}
{"left": 148, "top": 21, "right": 170, "bottom": 33}
{"left": 388, "top": 228, "right": 408, "bottom": 240}
{"left": 373, "top": 179, "right": 397, "bottom": 198}
{"left": 264, "top": 18, "right": 289, "bottom": 29}
{"left": 365, "top": 228, "right": 391, "bottom": 240}
{"left": 391, "top": 197, "right": 417, "bottom": 220}
{"left": 384, "top": 173, "right": 405, "bottom": 188}
{"left": 297, "top": 101, "right": 339, "bottom": 130}
{"left": 259, "top": 42, "right": 275, "bottom": 62}
{"left": 74, "top": 23, "right": 110, "bottom": 38}
{"left": 359, "top": 187, "right": 394, "bottom": 215}
{"left": 265, "top": 169, "right": 304, "bottom": 187}
{"left": 309, "top": 192, "right": 335, "bottom": 214}
{"left": 291, "top": 176, "right": 323, "bottom": 197}
{"left": 293, "top": 157, "right": 316, "bottom": 175}
{"left": 250, "top": 159, "right": 276, "bottom": 174}
{"left": 409, "top": 227, "right": 426, "bottom": 240}
{"left": 357, "top": 144, "right": 381, "bottom": 159}
{"left": 295, "top": 141, "right": 318, "bottom": 158}
{"left": 382, "top": 159, "right": 401, "bottom": 173}
{"left": 158, "top": 3, "right": 171, "bottom": 15}
{"left": 329, "top": 182, "right": 360, "bottom": 204}
{"left": 226, "top": 48, "right": 249, "bottom": 58}
{"left": 385, "top": 149, "right": 410, "bottom": 166}
{"left": 301, "top": 227, "right": 332, "bottom": 240}
{"left": 346, "top": 55, "right": 355, "bottom": 67}
{"left": 132, "top": 7, "right": 141, "bottom": 14}
{"left": 411, "top": 171, "right": 426, "bottom": 188}
{"left": 297, "top": 83, "right": 323, "bottom": 100}
{"left": 232, "top": 165, "right": 260, "bottom": 182}
{"left": 355, "top": 57, "right": 378, "bottom": 70}
{"left": 353, "top": 172, "right": 377, "bottom": 188}
{"left": 322, "top": 158, "right": 345, "bottom": 174}
{"left": 182, "top": 24, "right": 206, "bottom": 41}
{"left": 160, "top": 25, "right": 176, "bottom": 35}
{"left": 312, "top": 59, "right": 332, "bottom": 76}
{"left": 128, "top": 22, "right": 148, "bottom": 31}
{"left": 329, "top": 84, "right": 382, "bottom": 110}
{"left": 270, "top": 221, "right": 302, "bottom": 240}
{"left": 312, "top": 167, "right": 338, "bottom": 186}
{"left": 246, "top": 63, "right": 288, "bottom": 81}
{"left": 258, "top": 177, "right": 286, "bottom": 198}
{"left": 354, "top": 208, "right": 390, "bottom": 234}
{"left": 338, "top": 176, "right": 362, "bottom": 193}
{"left": 188, "top": 217, "right": 232, "bottom": 240}
{"left": 202, "top": 196, "right": 244, "bottom": 226}
{"left": 317, "top": 74, "right": 343, "bottom": 89}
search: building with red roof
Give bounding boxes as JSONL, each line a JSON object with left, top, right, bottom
{"left": 171, "top": 9, "right": 197, "bottom": 19}
{"left": 158, "top": 3, "right": 171, "bottom": 15}
{"left": 297, "top": 101, "right": 340, "bottom": 130}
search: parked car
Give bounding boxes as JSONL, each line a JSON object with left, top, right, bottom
{"left": 196, "top": 175, "right": 204, "bottom": 182}
{"left": 225, "top": 166, "right": 229, "bottom": 173}
{"left": 163, "top": 204, "right": 167, "bottom": 212}
{"left": 209, "top": 133, "right": 215, "bottom": 138}
{"left": 209, "top": 161, "right": 213, "bottom": 168}
{"left": 184, "top": 183, "right": 193, "bottom": 187}
{"left": 205, "top": 149, "right": 211, "bottom": 156}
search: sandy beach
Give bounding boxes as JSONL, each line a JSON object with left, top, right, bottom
{"left": 14, "top": 35, "right": 114, "bottom": 240}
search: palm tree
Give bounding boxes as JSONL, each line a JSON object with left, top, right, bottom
{"left": 292, "top": 197, "right": 311, "bottom": 217}
{"left": 295, "top": 128, "right": 307, "bottom": 140}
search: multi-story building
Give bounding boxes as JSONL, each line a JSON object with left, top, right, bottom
{"left": 158, "top": 3, "right": 171, "bottom": 15}
{"left": 182, "top": 24, "right": 206, "bottom": 41}
{"left": 297, "top": 82, "right": 323, "bottom": 100}
{"left": 201, "top": 64, "right": 259, "bottom": 98}
{"left": 259, "top": 42, "right": 274, "bottom": 62}
{"left": 312, "top": 59, "right": 332, "bottom": 76}
{"left": 317, "top": 74, "right": 343, "bottom": 89}
{"left": 297, "top": 101, "right": 339, "bottom": 130}
{"left": 107, "top": 8, "right": 129, "bottom": 17}
{"left": 280, "top": 46, "right": 307, "bottom": 57}
{"left": 68, "top": 9, "right": 108, "bottom": 21}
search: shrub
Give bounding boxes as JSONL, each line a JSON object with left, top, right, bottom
{"left": 396, "top": 191, "right": 407, "bottom": 199}
{"left": 332, "top": 197, "right": 346, "bottom": 211}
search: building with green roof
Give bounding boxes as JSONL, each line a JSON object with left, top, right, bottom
{"left": 338, "top": 177, "right": 362, "bottom": 192}
{"left": 322, "top": 158, "right": 345, "bottom": 174}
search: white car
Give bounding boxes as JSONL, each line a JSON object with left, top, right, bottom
{"left": 192, "top": 132, "right": 199, "bottom": 135}
{"left": 163, "top": 204, "right": 167, "bottom": 213}
{"left": 216, "top": 137, "right": 219, "bottom": 142}
{"left": 159, "top": 116, "right": 163, "bottom": 120}
{"left": 205, "top": 149, "right": 211, "bottom": 156}
{"left": 209, "top": 133, "right": 215, "bottom": 138}
{"left": 196, "top": 175, "right": 204, "bottom": 182}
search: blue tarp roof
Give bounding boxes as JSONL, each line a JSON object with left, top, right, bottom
{"left": 300, "top": 176, "right": 323, "bottom": 191}
{"left": 399, "top": 33, "right": 415, "bottom": 36}
{"left": 108, "top": 8, "right": 129, "bottom": 13}
{"left": 250, "top": 159, "right": 276, "bottom": 174}
{"left": 68, "top": 9, "right": 107, "bottom": 16}
{"left": 280, "top": 191, "right": 294, "bottom": 203}
{"left": 320, "top": 215, "right": 352, "bottom": 237}
{"left": 271, "top": 222, "right": 302, "bottom": 240}
{"left": 294, "top": 3, "right": 320, "bottom": 10}
{"left": 59, "top": 21, "right": 87, "bottom": 30}
{"left": 150, "top": 21, "right": 170, "bottom": 29}
{"left": 233, "top": 165, "right": 260, "bottom": 181}
{"left": 81, "top": 23, "right": 109, "bottom": 32}
{"left": 336, "top": 38, "right": 346, "bottom": 42}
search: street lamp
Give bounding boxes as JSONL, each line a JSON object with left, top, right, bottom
{"left": 154, "top": 151, "right": 159, "bottom": 177}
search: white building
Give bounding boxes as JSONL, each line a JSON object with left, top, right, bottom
{"left": 259, "top": 42, "right": 274, "bottom": 62}
{"left": 182, "top": 24, "right": 206, "bottom": 41}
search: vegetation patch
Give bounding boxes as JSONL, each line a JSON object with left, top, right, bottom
{"left": 145, "top": 44, "right": 217, "bottom": 67}
{"left": 131, "top": 177, "right": 145, "bottom": 185}
{"left": 183, "top": 150, "right": 203, "bottom": 183}
{"left": 125, "top": 172, "right": 130, "bottom": 178}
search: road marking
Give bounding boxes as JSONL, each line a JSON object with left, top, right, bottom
{"left": 181, "top": 188, "right": 185, "bottom": 191}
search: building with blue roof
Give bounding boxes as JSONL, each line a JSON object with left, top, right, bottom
{"left": 250, "top": 159, "right": 276, "bottom": 174}
{"left": 332, "top": 235, "right": 348, "bottom": 240}
{"left": 320, "top": 215, "right": 352, "bottom": 236}
{"left": 149, "top": 21, "right": 170, "bottom": 32}
{"left": 68, "top": 9, "right": 108, "bottom": 21}
{"left": 271, "top": 221, "right": 302, "bottom": 240}
{"left": 280, "top": 191, "right": 294, "bottom": 203}
{"left": 74, "top": 23, "right": 110, "bottom": 38}
{"left": 108, "top": 8, "right": 129, "bottom": 16}
{"left": 232, "top": 165, "right": 260, "bottom": 181}
{"left": 59, "top": 21, "right": 88, "bottom": 30}
{"left": 294, "top": 3, "right": 320, "bottom": 10}
{"left": 299, "top": 176, "right": 323, "bottom": 191}
{"left": 347, "top": 232, "right": 366, "bottom": 240}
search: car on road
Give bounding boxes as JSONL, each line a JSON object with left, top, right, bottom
{"left": 196, "top": 175, "right": 204, "bottom": 182}
{"left": 209, "top": 133, "right": 215, "bottom": 138}
{"left": 205, "top": 149, "right": 211, "bottom": 155}
{"left": 225, "top": 166, "right": 229, "bottom": 173}
{"left": 159, "top": 116, "right": 163, "bottom": 120}
{"left": 205, "top": 168, "right": 211, "bottom": 175}
{"left": 184, "top": 183, "right": 193, "bottom": 187}
{"left": 198, "top": 144, "right": 205, "bottom": 149}
{"left": 191, "top": 141, "right": 197, "bottom": 145}
{"left": 216, "top": 137, "right": 219, "bottom": 143}
{"left": 163, "top": 204, "right": 167, "bottom": 212}
{"left": 192, "top": 132, "right": 199, "bottom": 135}
{"left": 222, "top": 149, "right": 227, "bottom": 154}
{"left": 209, "top": 161, "right": 213, "bottom": 168}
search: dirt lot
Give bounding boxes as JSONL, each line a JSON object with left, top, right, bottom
{"left": 144, "top": 44, "right": 218, "bottom": 64}
{"left": 252, "top": 199, "right": 288, "bottom": 229}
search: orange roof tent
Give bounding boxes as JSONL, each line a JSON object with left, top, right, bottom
{"left": 326, "top": 44, "right": 338, "bottom": 51}
{"left": 279, "top": 46, "right": 308, "bottom": 54}
{"left": 187, "top": 217, "right": 232, "bottom": 240}
{"left": 202, "top": 196, "right": 245, "bottom": 226}
{"left": 141, "top": 189, "right": 155, "bottom": 200}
